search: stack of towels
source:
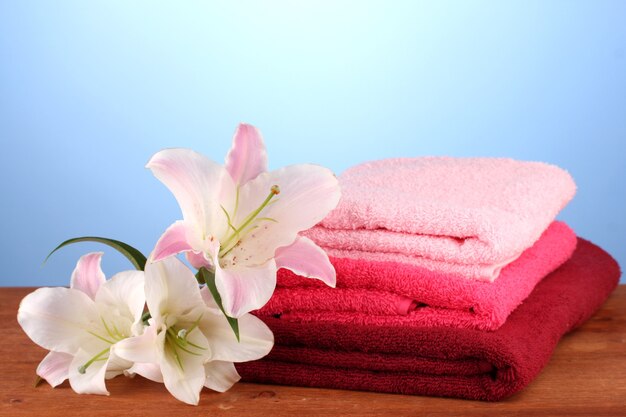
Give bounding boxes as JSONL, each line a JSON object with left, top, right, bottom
{"left": 237, "top": 157, "right": 621, "bottom": 401}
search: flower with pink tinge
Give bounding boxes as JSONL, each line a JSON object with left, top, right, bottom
{"left": 114, "top": 256, "right": 274, "bottom": 405}
{"left": 17, "top": 252, "right": 145, "bottom": 395}
{"left": 147, "top": 123, "right": 341, "bottom": 318}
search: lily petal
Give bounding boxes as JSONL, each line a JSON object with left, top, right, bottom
{"left": 224, "top": 123, "right": 268, "bottom": 185}
{"left": 95, "top": 270, "right": 146, "bottom": 329}
{"left": 275, "top": 236, "right": 336, "bottom": 287}
{"left": 104, "top": 351, "right": 133, "bottom": 380}
{"left": 203, "top": 361, "right": 240, "bottom": 392}
{"left": 126, "top": 362, "right": 164, "bottom": 383}
{"left": 37, "top": 352, "right": 72, "bottom": 387}
{"left": 160, "top": 328, "right": 209, "bottom": 406}
{"left": 186, "top": 251, "right": 212, "bottom": 270}
{"left": 70, "top": 252, "right": 106, "bottom": 300}
{"left": 214, "top": 259, "right": 278, "bottom": 318}
{"left": 228, "top": 164, "right": 341, "bottom": 266}
{"left": 201, "top": 312, "right": 274, "bottom": 362}
{"left": 18, "top": 287, "right": 100, "bottom": 354}
{"left": 199, "top": 286, "right": 223, "bottom": 313}
{"left": 113, "top": 323, "right": 160, "bottom": 365}
{"left": 68, "top": 347, "right": 110, "bottom": 395}
{"left": 144, "top": 257, "right": 205, "bottom": 321}
{"left": 146, "top": 148, "right": 237, "bottom": 243}
{"left": 152, "top": 221, "right": 194, "bottom": 263}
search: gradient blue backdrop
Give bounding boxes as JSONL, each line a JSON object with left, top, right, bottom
{"left": 1, "top": 1, "right": 625, "bottom": 286}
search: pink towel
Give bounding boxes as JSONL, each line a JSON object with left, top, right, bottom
{"left": 259, "top": 221, "right": 577, "bottom": 330}
{"left": 306, "top": 157, "right": 576, "bottom": 281}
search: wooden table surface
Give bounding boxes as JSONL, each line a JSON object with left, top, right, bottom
{"left": 1, "top": 286, "right": 625, "bottom": 417}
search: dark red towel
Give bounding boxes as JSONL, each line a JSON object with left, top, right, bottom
{"left": 237, "top": 239, "right": 620, "bottom": 401}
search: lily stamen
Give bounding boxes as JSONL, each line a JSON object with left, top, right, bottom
{"left": 164, "top": 323, "right": 209, "bottom": 371}
{"left": 165, "top": 320, "right": 208, "bottom": 357}
{"left": 101, "top": 317, "right": 125, "bottom": 342}
{"left": 188, "top": 314, "right": 203, "bottom": 331}
{"left": 87, "top": 330, "right": 116, "bottom": 345}
{"left": 219, "top": 185, "right": 280, "bottom": 257}
{"left": 78, "top": 347, "right": 111, "bottom": 374}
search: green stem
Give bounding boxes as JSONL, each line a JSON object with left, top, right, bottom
{"left": 197, "top": 267, "right": 240, "bottom": 342}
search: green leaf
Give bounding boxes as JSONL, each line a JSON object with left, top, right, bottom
{"left": 45, "top": 237, "right": 147, "bottom": 271}
{"left": 197, "top": 267, "right": 240, "bottom": 342}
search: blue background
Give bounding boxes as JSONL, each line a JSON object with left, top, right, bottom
{"left": 1, "top": 1, "right": 625, "bottom": 286}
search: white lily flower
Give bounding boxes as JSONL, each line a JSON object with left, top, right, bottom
{"left": 147, "top": 123, "right": 341, "bottom": 317}
{"left": 114, "top": 256, "right": 274, "bottom": 405}
{"left": 17, "top": 252, "right": 145, "bottom": 395}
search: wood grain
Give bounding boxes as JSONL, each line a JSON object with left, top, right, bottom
{"left": 1, "top": 286, "right": 624, "bottom": 417}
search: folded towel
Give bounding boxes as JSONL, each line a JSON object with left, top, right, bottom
{"left": 306, "top": 157, "right": 576, "bottom": 281}
{"left": 261, "top": 221, "right": 576, "bottom": 330}
{"left": 238, "top": 238, "right": 620, "bottom": 401}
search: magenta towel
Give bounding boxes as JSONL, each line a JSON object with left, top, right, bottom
{"left": 306, "top": 157, "right": 576, "bottom": 281}
{"left": 260, "top": 222, "right": 576, "bottom": 330}
{"left": 238, "top": 238, "right": 621, "bottom": 401}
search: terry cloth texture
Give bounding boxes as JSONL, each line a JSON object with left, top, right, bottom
{"left": 306, "top": 157, "right": 576, "bottom": 281}
{"left": 238, "top": 239, "right": 620, "bottom": 401}
{"left": 261, "top": 222, "right": 576, "bottom": 331}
